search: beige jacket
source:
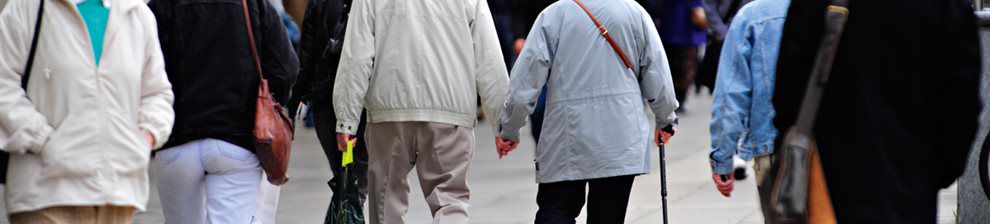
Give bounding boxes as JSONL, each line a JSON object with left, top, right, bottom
{"left": 332, "top": 0, "right": 509, "bottom": 134}
{"left": 0, "top": 0, "right": 174, "bottom": 213}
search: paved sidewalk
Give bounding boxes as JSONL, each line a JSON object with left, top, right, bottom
{"left": 127, "top": 92, "right": 964, "bottom": 223}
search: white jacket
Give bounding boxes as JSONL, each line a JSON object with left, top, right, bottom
{"left": 0, "top": 0, "right": 174, "bottom": 213}
{"left": 332, "top": 0, "right": 509, "bottom": 134}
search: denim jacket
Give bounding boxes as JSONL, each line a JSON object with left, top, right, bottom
{"left": 708, "top": 0, "right": 789, "bottom": 174}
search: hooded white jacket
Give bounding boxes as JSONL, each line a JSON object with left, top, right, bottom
{"left": 0, "top": 0, "right": 174, "bottom": 213}
{"left": 332, "top": 0, "right": 509, "bottom": 134}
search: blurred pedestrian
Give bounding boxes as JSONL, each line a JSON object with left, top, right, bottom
{"left": 497, "top": 0, "right": 678, "bottom": 223}
{"left": 490, "top": 0, "right": 514, "bottom": 69}
{"left": 331, "top": 0, "right": 509, "bottom": 223}
{"left": 0, "top": 0, "right": 175, "bottom": 222}
{"left": 695, "top": 0, "right": 752, "bottom": 93}
{"left": 148, "top": 0, "right": 299, "bottom": 222}
{"left": 706, "top": 0, "right": 789, "bottom": 209}
{"left": 288, "top": 0, "right": 369, "bottom": 222}
{"left": 772, "top": 0, "right": 981, "bottom": 222}
{"left": 658, "top": 0, "right": 707, "bottom": 111}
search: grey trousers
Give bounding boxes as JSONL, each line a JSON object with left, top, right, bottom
{"left": 365, "top": 122, "right": 475, "bottom": 224}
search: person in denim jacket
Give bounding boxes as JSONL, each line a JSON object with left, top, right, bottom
{"left": 707, "top": 0, "right": 789, "bottom": 200}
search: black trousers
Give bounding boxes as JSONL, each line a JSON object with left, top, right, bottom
{"left": 535, "top": 175, "right": 636, "bottom": 224}
{"left": 312, "top": 99, "right": 369, "bottom": 224}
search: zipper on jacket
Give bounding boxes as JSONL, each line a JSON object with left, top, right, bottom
{"left": 68, "top": 0, "right": 113, "bottom": 201}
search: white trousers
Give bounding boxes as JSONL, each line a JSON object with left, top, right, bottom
{"left": 155, "top": 139, "right": 262, "bottom": 224}
{"left": 252, "top": 172, "right": 282, "bottom": 224}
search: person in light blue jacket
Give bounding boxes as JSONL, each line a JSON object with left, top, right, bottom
{"left": 707, "top": 0, "right": 789, "bottom": 203}
{"left": 497, "top": 0, "right": 678, "bottom": 222}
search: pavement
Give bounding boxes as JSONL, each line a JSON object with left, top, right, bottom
{"left": 0, "top": 91, "right": 960, "bottom": 223}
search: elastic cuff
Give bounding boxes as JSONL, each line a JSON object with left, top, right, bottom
{"left": 709, "top": 152, "right": 733, "bottom": 175}
{"left": 499, "top": 130, "right": 520, "bottom": 142}
{"left": 139, "top": 124, "right": 164, "bottom": 149}
{"left": 28, "top": 125, "right": 53, "bottom": 154}
{"left": 336, "top": 120, "right": 360, "bottom": 135}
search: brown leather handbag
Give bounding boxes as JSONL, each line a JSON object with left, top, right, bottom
{"left": 764, "top": 1, "right": 849, "bottom": 223}
{"left": 240, "top": 0, "right": 293, "bottom": 186}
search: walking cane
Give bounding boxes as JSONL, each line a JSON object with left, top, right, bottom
{"left": 659, "top": 143, "right": 669, "bottom": 224}
{"left": 336, "top": 139, "right": 356, "bottom": 224}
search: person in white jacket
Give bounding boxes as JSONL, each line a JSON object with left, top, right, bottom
{"left": 0, "top": 0, "right": 174, "bottom": 222}
{"left": 331, "top": 0, "right": 509, "bottom": 223}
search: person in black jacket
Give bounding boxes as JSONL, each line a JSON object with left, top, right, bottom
{"left": 773, "top": 0, "right": 981, "bottom": 222}
{"left": 148, "top": 0, "right": 299, "bottom": 222}
{"left": 287, "top": 0, "right": 368, "bottom": 222}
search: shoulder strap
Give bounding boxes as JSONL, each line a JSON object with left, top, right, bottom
{"left": 23, "top": 0, "right": 45, "bottom": 89}
{"left": 572, "top": 0, "right": 633, "bottom": 69}
{"left": 240, "top": 0, "right": 265, "bottom": 80}
{"left": 794, "top": 0, "right": 850, "bottom": 133}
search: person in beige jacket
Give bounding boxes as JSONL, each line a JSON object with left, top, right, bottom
{"left": 332, "top": 0, "right": 509, "bottom": 223}
{"left": 0, "top": 0, "right": 174, "bottom": 222}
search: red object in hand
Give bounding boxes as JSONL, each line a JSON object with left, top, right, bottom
{"left": 336, "top": 133, "right": 354, "bottom": 152}
{"left": 712, "top": 173, "right": 735, "bottom": 197}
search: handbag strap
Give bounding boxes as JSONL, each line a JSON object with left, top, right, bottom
{"left": 572, "top": 0, "right": 633, "bottom": 69}
{"left": 23, "top": 0, "right": 45, "bottom": 89}
{"left": 240, "top": 0, "right": 265, "bottom": 81}
{"left": 794, "top": 0, "right": 850, "bottom": 134}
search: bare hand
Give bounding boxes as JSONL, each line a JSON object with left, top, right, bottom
{"left": 712, "top": 173, "right": 735, "bottom": 197}
{"left": 655, "top": 125, "right": 676, "bottom": 146}
{"left": 146, "top": 133, "right": 155, "bottom": 149}
{"left": 495, "top": 136, "right": 519, "bottom": 159}
{"left": 336, "top": 133, "right": 353, "bottom": 152}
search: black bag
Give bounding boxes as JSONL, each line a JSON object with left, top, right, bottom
{"left": 0, "top": 0, "right": 46, "bottom": 184}
{"left": 762, "top": 1, "right": 849, "bottom": 223}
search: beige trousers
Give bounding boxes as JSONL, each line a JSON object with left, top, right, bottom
{"left": 9, "top": 205, "right": 137, "bottom": 224}
{"left": 365, "top": 122, "right": 475, "bottom": 224}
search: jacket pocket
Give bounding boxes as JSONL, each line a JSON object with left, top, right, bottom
{"left": 38, "top": 114, "right": 100, "bottom": 179}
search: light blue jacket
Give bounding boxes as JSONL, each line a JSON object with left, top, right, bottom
{"left": 500, "top": 0, "right": 678, "bottom": 183}
{"left": 708, "top": 0, "right": 789, "bottom": 174}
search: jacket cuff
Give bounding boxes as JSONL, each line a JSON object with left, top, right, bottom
{"left": 709, "top": 150, "right": 733, "bottom": 175}
{"left": 498, "top": 129, "right": 520, "bottom": 142}
{"left": 656, "top": 114, "right": 678, "bottom": 129}
{"left": 4, "top": 124, "right": 54, "bottom": 155}
{"left": 28, "top": 125, "right": 53, "bottom": 154}
{"left": 336, "top": 120, "right": 360, "bottom": 135}
{"left": 139, "top": 123, "right": 166, "bottom": 150}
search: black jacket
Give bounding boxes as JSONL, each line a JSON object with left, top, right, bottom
{"left": 289, "top": 0, "right": 350, "bottom": 110}
{"left": 773, "top": 0, "right": 981, "bottom": 222}
{"left": 150, "top": 0, "right": 299, "bottom": 151}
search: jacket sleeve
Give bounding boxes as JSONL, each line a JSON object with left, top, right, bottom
{"left": 0, "top": 0, "right": 53, "bottom": 154}
{"left": 260, "top": 0, "right": 299, "bottom": 106}
{"left": 137, "top": 8, "right": 175, "bottom": 150}
{"left": 332, "top": 0, "right": 374, "bottom": 135}
{"left": 498, "top": 10, "right": 553, "bottom": 141}
{"left": 702, "top": 0, "right": 729, "bottom": 41}
{"left": 637, "top": 9, "right": 679, "bottom": 131}
{"left": 471, "top": 0, "right": 509, "bottom": 136}
{"left": 708, "top": 15, "right": 751, "bottom": 175}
